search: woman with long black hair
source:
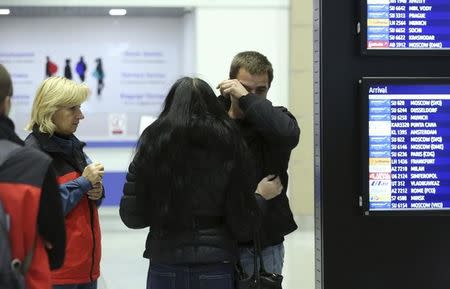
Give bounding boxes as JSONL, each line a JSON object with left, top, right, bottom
{"left": 120, "top": 77, "right": 259, "bottom": 289}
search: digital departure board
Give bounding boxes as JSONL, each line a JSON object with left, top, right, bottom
{"left": 361, "top": 77, "right": 450, "bottom": 214}
{"left": 361, "top": 0, "right": 450, "bottom": 55}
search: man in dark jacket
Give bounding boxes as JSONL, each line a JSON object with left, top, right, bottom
{"left": 0, "top": 64, "right": 66, "bottom": 288}
{"left": 217, "top": 51, "right": 300, "bottom": 275}
{"left": 0, "top": 65, "right": 23, "bottom": 145}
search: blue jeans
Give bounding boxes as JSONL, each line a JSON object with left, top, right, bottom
{"left": 53, "top": 281, "right": 97, "bottom": 289}
{"left": 147, "top": 262, "right": 234, "bottom": 289}
{"left": 239, "top": 243, "right": 285, "bottom": 275}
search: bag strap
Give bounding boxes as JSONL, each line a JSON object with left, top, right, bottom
{"left": 235, "top": 231, "right": 266, "bottom": 281}
{"left": 235, "top": 236, "right": 259, "bottom": 280}
{"left": 254, "top": 231, "right": 267, "bottom": 274}
{"left": 235, "top": 243, "right": 259, "bottom": 279}
{"left": 253, "top": 232, "right": 261, "bottom": 280}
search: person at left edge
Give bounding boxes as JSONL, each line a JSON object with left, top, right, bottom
{"left": 25, "top": 76, "right": 105, "bottom": 289}
{"left": 0, "top": 64, "right": 66, "bottom": 289}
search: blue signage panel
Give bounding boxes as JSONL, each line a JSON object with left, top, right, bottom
{"left": 365, "top": 78, "right": 450, "bottom": 212}
{"left": 366, "top": 0, "right": 450, "bottom": 51}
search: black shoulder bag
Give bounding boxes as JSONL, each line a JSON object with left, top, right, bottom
{"left": 235, "top": 232, "right": 283, "bottom": 289}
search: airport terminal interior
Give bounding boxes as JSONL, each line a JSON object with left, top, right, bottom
{"left": 0, "top": 1, "right": 314, "bottom": 288}
{"left": 5, "top": 0, "right": 450, "bottom": 288}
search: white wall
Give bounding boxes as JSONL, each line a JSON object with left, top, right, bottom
{"left": 0, "top": 1, "right": 291, "bottom": 178}
{"left": 194, "top": 6, "right": 289, "bottom": 107}
{"left": 84, "top": 147, "right": 135, "bottom": 172}
{"left": 0, "top": 0, "right": 288, "bottom": 8}
{"left": 182, "top": 9, "right": 197, "bottom": 75}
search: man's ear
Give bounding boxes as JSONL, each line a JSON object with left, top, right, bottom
{"left": 0, "top": 95, "right": 11, "bottom": 116}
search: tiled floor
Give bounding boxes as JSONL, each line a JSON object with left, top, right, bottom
{"left": 98, "top": 208, "right": 314, "bottom": 289}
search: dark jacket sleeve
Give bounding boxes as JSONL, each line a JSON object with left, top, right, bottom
{"left": 120, "top": 160, "right": 148, "bottom": 229}
{"left": 37, "top": 165, "right": 66, "bottom": 270}
{"left": 255, "top": 193, "right": 269, "bottom": 212}
{"left": 239, "top": 93, "right": 300, "bottom": 150}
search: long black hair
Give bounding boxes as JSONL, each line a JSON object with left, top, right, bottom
{"left": 134, "top": 77, "right": 257, "bottom": 229}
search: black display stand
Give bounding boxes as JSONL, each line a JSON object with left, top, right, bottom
{"left": 314, "top": 0, "right": 450, "bottom": 288}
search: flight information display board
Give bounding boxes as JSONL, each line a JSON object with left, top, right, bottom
{"left": 361, "top": 0, "right": 450, "bottom": 55}
{"left": 361, "top": 77, "right": 450, "bottom": 214}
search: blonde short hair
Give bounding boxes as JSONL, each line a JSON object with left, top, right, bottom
{"left": 27, "top": 76, "right": 89, "bottom": 135}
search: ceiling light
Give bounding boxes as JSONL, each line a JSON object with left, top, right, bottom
{"left": 109, "top": 9, "right": 126, "bottom": 16}
{"left": 0, "top": 9, "right": 10, "bottom": 15}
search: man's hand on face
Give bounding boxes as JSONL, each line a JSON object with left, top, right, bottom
{"left": 217, "top": 79, "right": 249, "bottom": 99}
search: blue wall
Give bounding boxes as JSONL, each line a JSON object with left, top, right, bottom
{"left": 102, "top": 172, "right": 127, "bottom": 206}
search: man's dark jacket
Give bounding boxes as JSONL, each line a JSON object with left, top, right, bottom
{"left": 0, "top": 115, "right": 24, "bottom": 145}
{"left": 219, "top": 93, "right": 300, "bottom": 248}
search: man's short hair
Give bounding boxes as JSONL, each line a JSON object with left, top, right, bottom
{"left": 0, "top": 64, "right": 13, "bottom": 103}
{"left": 229, "top": 51, "right": 274, "bottom": 87}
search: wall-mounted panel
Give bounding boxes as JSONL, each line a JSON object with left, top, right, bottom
{"left": 0, "top": 17, "right": 183, "bottom": 143}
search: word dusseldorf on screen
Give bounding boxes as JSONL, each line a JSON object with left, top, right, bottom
{"left": 366, "top": 0, "right": 450, "bottom": 50}
{"left": 368, "top": 81, "right": 450, "bottom": 211}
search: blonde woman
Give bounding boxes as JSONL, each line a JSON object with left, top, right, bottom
{"left": 25, "top": 76, "right": 104, "bottom": 289}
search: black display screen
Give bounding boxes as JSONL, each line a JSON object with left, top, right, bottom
{"left": 361, "top": 77, "right": 450, "bottom": 214}
{"left": 362, "top": 0, "right": 450, "bottom": 55}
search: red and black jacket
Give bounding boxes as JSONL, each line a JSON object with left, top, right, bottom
{"left": 25, "top": 129, "right": 101, "bottom": 285}
{"left": 0, "top": 140, "right": 59, "bottom": 289}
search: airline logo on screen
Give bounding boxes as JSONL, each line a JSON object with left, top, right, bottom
{"left": 368, "top": 94, "right": 392, "bottom": 209}
{"left": 367, "top": 0, "right": 390, "bottom": 49}
{"left": 369, "top": 175, "right": 391, "bottom": 203}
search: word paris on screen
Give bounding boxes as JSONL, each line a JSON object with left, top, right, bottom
{"left": 360, "top": 0, "right": 450, "bottom": 55}
{"left": 360, "top": 77, "right": 450, "bottom": 215}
